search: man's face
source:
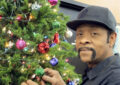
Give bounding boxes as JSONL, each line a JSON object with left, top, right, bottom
{"left": 76, "top": 24, "right": 114, "bottom": 63}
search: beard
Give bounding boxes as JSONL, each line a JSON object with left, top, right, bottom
{"left": 78, "top": 47, "right": 96, "bottom": 60}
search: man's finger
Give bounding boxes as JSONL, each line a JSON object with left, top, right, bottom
{"left": 40, "top": 80, "right": 46, "bottom": 85}
{"left": 26, "top": 80, "right": 38, "bottom": 85}
{"left": 42, "top": 75, "right": 54, "bottom": 83}
{"left": 44, "top": 68, "right": 57, "bottom": 76}
{"left": 21, "top": 82, "right": 27, "bottom": 85}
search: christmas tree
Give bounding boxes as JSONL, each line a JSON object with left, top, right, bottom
{"left": 0, "top": 0, "right": 82, "bottom": 85}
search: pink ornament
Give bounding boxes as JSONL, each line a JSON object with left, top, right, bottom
{"left": 16, "top": 16, "right": 22, "bottom": 21}
{"left": 0, "top": 15, "right": 2, "bottom": 20}
{"left": 48, "top": 0, "right": 58, "bottom": 6}
{"left": 16, "top": 39, "right": 27, "bottom": 50}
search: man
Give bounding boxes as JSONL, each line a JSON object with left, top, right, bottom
{"left": 21, "top": 6, "right": 120, "bottom": 85}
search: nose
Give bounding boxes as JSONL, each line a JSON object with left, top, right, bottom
{"left": 79, "top": 36, "right": 91, "bottom": 45}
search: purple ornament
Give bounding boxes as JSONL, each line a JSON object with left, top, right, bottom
{"left": 16, "top": 39, "right": 27, "bottom": 50}
{"left": 50, "top": 58, "right": 58, "bottom": 66}
{"left": 48, "top": 0, "right": 58, "bottom": 6}
{"left": 67, "top": 81, "right": 75, "bottom": 85}
{"left": 50, "top": 43, "right": 56, "bottom": 47}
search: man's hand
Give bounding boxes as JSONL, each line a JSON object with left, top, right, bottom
{"left": 41, "top": 68, "right": 66, "bottom": 85}
{"left": 21, "top": 68, "right": 66, "bottom": 85}
{"left": 21, "top": 80, "right": 45, "bottom": 85}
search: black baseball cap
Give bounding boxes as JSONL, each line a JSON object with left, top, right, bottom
{"left": 67, "top": 6, "right": 116, "bottom": 32}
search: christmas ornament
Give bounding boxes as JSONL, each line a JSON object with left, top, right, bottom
{"left": 53, "top": 33, "right": 60, "bottom": 44}
{"left": 45, "top": 54, "right": 51, "bottom": 60}
{"left": 8, "top": 41, "right": 14, "bottom": 48}
{"left": 2, "top": 27, "right": 6, "bottom": 32}
{"left": 32, "top": 2, "right": 41, "bottom": 10}
{"left": 38, "top": 42, "right": 49, "bottom": 54}
{"left": 28, "top": 3, "right": 32, "bottom": 7}
{"left": 65, "top": 58, "right": 69, "bottom": 63}
{"left": 35, "top": 68, "right": 45, "bottom": 77}
{"left": 44, "top": 36, "right": 48, "bottom": 39}
{"left": 36, "top": 76, "right": 40, "bottom": 81}
{"left": 67, "top": 81, "right": 75, "bottom": 85}
{"left": 74, "top": 78, "right": 80, "bottom": 84}
{"left": 29, "top": 14, "right": 35, "bottom": 20}
{"left": 31, "top": 74, "right": 36, "bottom": 79}
{"left": 64, "top": 39, "right": 68, "bottom": 42}
{"left": 50, "top": 43, "right": 56, "bottom": 47}
{"left": 30, "top": 48, "right": 35, "bottom": 53}
{"left": 48, "top": 0, "right": 58, "bottom": 6}
{"left": 53, "top": 9, "right": 57, "bottom": 12}
{"left": 0, "top": 15, "right": 2, "bottom": 20}
{"left": 45, "top": 39, "right": 50, "bottom": 43}
{"left": 5, "top": 42, "right": 9, "bottom": 48}
{"left": 22, "top": 61, "right": 26, "bottom": 65}
{"left": 24, "top": 47, "right": 28, "bottom": 51}
{"left": 20, "top": 66, "right": 27, "bottom": 73}
{"left": 7, "top": 30, "right": 12, "bottom": 34}
{"left": 16, "top": 15, "right": 22, "bottom": 21}
{"left": 65, "top": 29, "right": 73, "bottom": 38}
{"left": 52, "top": 21, "right": 60, "bottom": 28}
{"left": 16, "top": 39, "right": 27, "bottom": 50}
{"left": 27, "top": 65, "right": 31, "bottom": 69}
{"left": 49, "top": 57, "right": 58, "bottom": 66}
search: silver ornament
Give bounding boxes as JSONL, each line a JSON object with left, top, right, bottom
{"left": 65, "top": 28, "right": 73, "bottom": 38}
{"left": 31, "top": 2, "right": 42, "bottom": 10}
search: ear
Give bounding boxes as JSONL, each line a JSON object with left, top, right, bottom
{"left": 109, "top": 32, "right": 117, "bottom": 47}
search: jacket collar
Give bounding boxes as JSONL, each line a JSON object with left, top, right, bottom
{"left": 87, "top": 55, "right": 118, "bottom": 80}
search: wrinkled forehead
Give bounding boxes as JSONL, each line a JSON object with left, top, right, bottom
{"left": 76, "top": 23, "right": 108, "bottom": 32}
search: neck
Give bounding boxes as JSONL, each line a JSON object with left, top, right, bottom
{"left": 87, "top": 51, "right": 114, "bottom": 68}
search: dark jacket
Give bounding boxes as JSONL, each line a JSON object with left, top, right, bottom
{"left": 81, "top": 54, "right": 120, "bottom": 85}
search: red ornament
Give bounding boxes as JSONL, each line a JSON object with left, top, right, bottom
{"left": 0, "top": 15, "right": 2, "bottom": 20}
{"left": 36, "top": 76, "right": 40, "bottom": 81}
{"left": 65, "top": 58, "right": 69, "bottom": 63}
{"left": 38, "top": 42, "right": 49, "bottom": 54}
{"left": 16, "top": 16, "right": 22, "bottom": 21}
{"left": 45, "top": 39, "right": 50, "bottom": 43}
{"left": 16, "top": 39, "right": 27, "bottom": 50}
{"left": 27, "top": 65, "right": 31, "bottom": 69}
{"left": 53, "top": 33, "right": 60, "bottom": 44}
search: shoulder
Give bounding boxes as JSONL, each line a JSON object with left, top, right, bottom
{"left": 106, "top": 66, "right": 120, "bottom": 85}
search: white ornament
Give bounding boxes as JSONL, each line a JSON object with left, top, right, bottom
{"left": 31, "top": 2, "right": 41, "bottom": 10}
{"left": 65, "top": 28, "right": 73, "bottom": 38}
{"left": 9, "top": 41, "right": 14, "bottom": 48}
{"left": 2, "top": 27, "right": 6, "bottom": 32}
{"left": 7, "top": 30, "right": 12, "bottom": 34}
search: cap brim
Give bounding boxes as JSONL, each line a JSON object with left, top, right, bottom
{"left": 67, "top": 20, "right": 109, "bottom": 31}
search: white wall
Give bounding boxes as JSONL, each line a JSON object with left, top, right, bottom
{"left": 114, "top": 25, "right": 120, "bottom": 54}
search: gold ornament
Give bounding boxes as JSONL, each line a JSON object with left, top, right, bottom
{"left": 28, "top": 3, "right": 32, "bottom": 7}
{"left": 29, "top": 14, "right": 35, "bottom": 20}
{"left": 20, "top": 66, "right": 27, "bottom": 73}
{"left": 2, "top": 27, "right": 6, "bottom": 32}
{"left": 5, "top": 42, "right": 9, "bottom": 48}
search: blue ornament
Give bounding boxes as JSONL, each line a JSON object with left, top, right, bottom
{"left": 63, "top": 39, "right": 68, "bottom": 42}
{"left": 44, "top": 36, "right": 48, "bottom": 39}
{"left": 50, "top": 43, "right": 56, "bottom": 47}
{"left": 50, "top": 58, "right": 58, "bottom": 66}
{"left": 24, "top": 47, "right": 28, "bottom": 51}
{"left": 67, "top": 81, "right": 75, "bottom": 85}
{"left": 5, "top": 48, "right": 9, "bottom": 53}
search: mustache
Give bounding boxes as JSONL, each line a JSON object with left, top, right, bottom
{"left": 78, "top": 47, "right": 96, "bottom": 60}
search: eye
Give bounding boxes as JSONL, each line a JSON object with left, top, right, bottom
{"left": 91, "top": 32, "right": 99, "bottom": 36}
{"left": 76, "top": 32, "right": 83, "bottom": 36}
